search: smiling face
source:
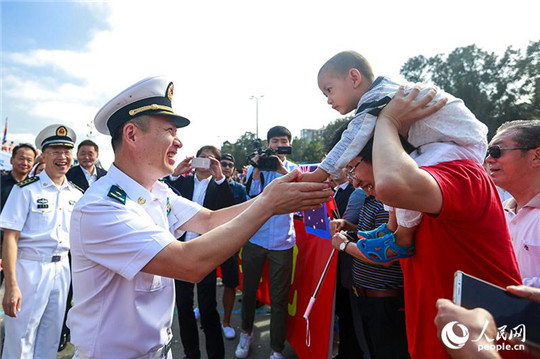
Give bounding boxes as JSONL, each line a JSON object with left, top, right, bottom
{"left": 77, "top": 145, "right": 98, "bottom": 171}
{"left": 10, "top": 147, "right": 35, "bottom": 178}
{"left": 485, "top": 129, "right": 533, "bottom": 192}
{"left": 346, "top": 155, "right": 375, "bottom": 196}
{"left": 318, "top": 69, "right": 360, "bottom": 115}
{"left": 137, "top": 116, "right": 183, "bottom": 178}
{"left": 42, "top": 145, "right": 73, "bottom": 178}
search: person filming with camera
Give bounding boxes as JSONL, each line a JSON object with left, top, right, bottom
{"left": 236, "top": 126, "right": 296, "bottom": 359}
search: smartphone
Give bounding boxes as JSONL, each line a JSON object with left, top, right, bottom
{"left": 191, "top": 157, "right": 211, "bottom": 169}
{"left": 453, "top": 271, "right": 540, "bottom": 346}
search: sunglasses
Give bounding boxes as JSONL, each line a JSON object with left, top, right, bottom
{"left": 220, "top": 161, "right": 235, "bottom": 168}
{"left": 485, "top": 145, "right": 531, "bottom": 159}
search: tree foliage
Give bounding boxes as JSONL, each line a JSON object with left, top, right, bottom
{"left": 400, "top": 40, "right": 540, "bottom": 137}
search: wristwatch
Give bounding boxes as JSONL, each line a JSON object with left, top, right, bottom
{"left": 339, "top": 239, "right": 350, "bottom": 252}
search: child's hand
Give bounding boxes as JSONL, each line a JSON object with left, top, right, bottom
{"left": 379, "top": 85, "right": 447, "bottom": 136}
{"left": 297, "top": 167, "right": 330, "bottom": 183}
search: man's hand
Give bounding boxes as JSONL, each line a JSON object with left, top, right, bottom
{"left": 435, "top": 299, "right": 500, "bottom": 359}
{"left": 379, "top": 85, "right": 447, "bottom": 136}
{"left": 173, "top": 156, "right": 194, "bottom": 177}
{"left": 332, "top": 232, "right": 348, "bottom": 250}
{"left": 208, "top": 157, "right": 224, "bottom": 181}
{"left": 3, "top": 284, "right": 22, "bottom": 318}
{"left": 259, "top": 169, "right": 333, "bottom": 214}
{"left": 330, "top": 219, "right": 356, "bottom": 233}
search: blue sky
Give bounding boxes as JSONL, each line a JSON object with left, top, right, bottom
{"left": 1, "top": 0, "right": 539, "bottom": 168}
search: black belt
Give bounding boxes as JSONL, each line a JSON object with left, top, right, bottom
{"left": 352, "top": 286, "right": 403, "bottom": 298}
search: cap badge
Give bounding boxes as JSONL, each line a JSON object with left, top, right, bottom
{"left": 166, "top": 82, "right": 174, "bottom": 101}
{"left": 56, "top": 126, "right": 68, "bottom": 137}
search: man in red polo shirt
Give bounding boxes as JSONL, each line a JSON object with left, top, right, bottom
{"left": 335, "top": 86, "right": 521, "bottom": 358}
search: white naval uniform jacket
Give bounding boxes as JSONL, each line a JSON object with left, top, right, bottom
{"left": 68, "top": 164, "right": 202, "bottom": 358}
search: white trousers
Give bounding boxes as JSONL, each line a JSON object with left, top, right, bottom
{"left": 2, "top": 257, "right": 70, "bottom": 359}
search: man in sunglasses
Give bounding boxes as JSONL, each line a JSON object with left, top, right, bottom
{"left": 219, "top": 153, "right": 248, "bottom": 339}
{"left": 485, "top": 119, "right": 540, "bottom": 288}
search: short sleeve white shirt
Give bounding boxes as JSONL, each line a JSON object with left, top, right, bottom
{"left": 67, "top": 164, "right": 202, "bottom": 358}
{"left": 0, "top": 170, "right": 82, "bottom": 255}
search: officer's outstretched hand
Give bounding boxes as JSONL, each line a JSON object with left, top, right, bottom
{"left": 3, "top": 285, "right": 22, "bottom": 318}
{"left": 260, "top": 168, "right": 333, "bottom": 214}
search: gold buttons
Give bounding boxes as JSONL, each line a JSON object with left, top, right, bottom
{"left": 137, "top": 197, "right": 146, "bottom": 205}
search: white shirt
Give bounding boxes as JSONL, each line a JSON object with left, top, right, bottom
{"left": 504, "top": 193, "right": 540, "bottom": 288}
{"left": 0, "top": 170, "right": 82, "bottom": 255}
{"left": 184, "top": 175, "right": 210, "bottom": 242}
{"left": 81, "top": 166, "right": 98, "bottom": 186}
{"left": 67, "top": 164, "right": 202, "bottom": 358}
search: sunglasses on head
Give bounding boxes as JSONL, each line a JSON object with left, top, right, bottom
{"left": 220, "top": 161, "right": 234, "bottom": 168}
{"left": 485, "top": 145, "right": 531, "bottom": 159}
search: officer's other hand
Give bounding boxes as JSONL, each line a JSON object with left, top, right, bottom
{"left": 173, "top": 156, "right": 194, "bottom": 177}
{"left": 260, "top": 168, "right": 332, "bottom": 214}
{"left": 3, "top": 285, "right": 22, "bottom": 317}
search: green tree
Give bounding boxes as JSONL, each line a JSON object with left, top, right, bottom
{"left": 322, "top": 116, "right": 352, "bottom": 152}
{"left": 400, "top": 40, "right": 540, "bottom": 137}
{"left": 220, "top": 131, "right": 259, "bottom": 170}
{"left": 289, "top": 136, "right": 325, "bottom": 164}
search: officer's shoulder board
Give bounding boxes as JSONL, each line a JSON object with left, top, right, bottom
{"left": 69, "top": 181, "right": 84, "bottom": 193}
{"left": 17, "top": 176, "right": 40, "bottom": 188}
{"left": 107, "top": 185, "right": 126, "bottom": 205}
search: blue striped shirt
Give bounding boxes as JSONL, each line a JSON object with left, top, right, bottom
{"left": 352, "top": 196, "right": 405, "bottom": 289}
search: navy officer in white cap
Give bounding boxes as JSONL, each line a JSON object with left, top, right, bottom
{"left": 66, "top": 76, "right": 332, "bottom": 359}
{"left": 0, "top": 124, "right": 83, "bottom": 358}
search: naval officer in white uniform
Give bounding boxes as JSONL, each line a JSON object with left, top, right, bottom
{"left": 66, "top": 76, "right": 332, "bottom": 358}
{"left": 1, "top": 124, "right": 83, "bottom": 358}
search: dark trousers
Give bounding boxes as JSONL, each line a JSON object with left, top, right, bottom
{"left": 175, "top": 270, "right": 224, "bottom": 359}
{"left": 335, "top": 262, "right": 363, "bottom": 359}
{"left": 241, "top": 242, "right": 293, "bottom": 353}
{"left": 350, "top": 293, "right": 410, "bottom": 359}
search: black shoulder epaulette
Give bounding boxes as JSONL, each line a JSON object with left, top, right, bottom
{"left": 17, "top": 176, "right": 39, "bottom": 188}
{"left": 107, "top": 185, "right": 126, "bottom": 205}
{"left": 69, "top": 181, "right": 85, "bottom": 193}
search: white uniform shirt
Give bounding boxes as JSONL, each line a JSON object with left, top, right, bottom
{"left": 67, "top": 164, "right": 202, "bottom": 358}
{"left": 504, "top": 193, "right": 540, "bottom": 288}
{"left": 0, "top": 170, "right": 82, "bottom": 255}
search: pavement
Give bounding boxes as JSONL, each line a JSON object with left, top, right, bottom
{"left": 0, "top": 279, "right": 301, "bottom": 359}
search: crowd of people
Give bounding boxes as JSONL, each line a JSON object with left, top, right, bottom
{"left": 0, "top": 49, "right": 538, "bottom": 359}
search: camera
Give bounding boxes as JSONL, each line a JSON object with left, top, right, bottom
{"left": 248, "top": 139, "right": 292, "bottom": 171}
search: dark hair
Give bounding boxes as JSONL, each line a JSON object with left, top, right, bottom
{"left": 196, "top": 145, "right": 221, "bottom": 160}
{"left": 12, "top": 143, "right": 37, "bottom": 159}
{"left": 78, "top": 139, "right": 99, "bottom": 152}
{"left": 267, "top": 126, "right": 291, "bottom": 142}
{"left": 111, "top": 116, "right": 149, "bottom": 152}
{"left": 496, "top": 119, "right": 540, "bottom": 150}
{"left": 357, "top": 136, "right": 416, "bottom": 164}
{"left": 318, "top": 51, "right": 374, "bottom": 83}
